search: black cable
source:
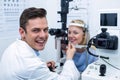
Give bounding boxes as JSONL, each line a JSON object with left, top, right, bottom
{"left": 87, "top": 37, "right": 109, "bottom": 59}
{"left": 102, "top": 58, "right": 120, "bottom": 71}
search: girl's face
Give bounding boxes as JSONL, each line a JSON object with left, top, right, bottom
{"left": 68, "top": 26, "right": 84, "bottom": 45}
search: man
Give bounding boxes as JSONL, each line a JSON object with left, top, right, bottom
{"left": 0, "top": 7, "right": 80, "bottom": 80}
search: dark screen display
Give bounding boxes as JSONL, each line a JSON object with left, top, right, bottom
{"left": 100, "top": 13, "right": 117, "bottom": 26}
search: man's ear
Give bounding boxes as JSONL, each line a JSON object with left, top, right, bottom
{"left": 19, "top": 27, "right": 25, "bottom": 39}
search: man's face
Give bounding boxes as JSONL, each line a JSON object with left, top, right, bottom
{"left": 19, "top": 17, "right": 49, "bottom": 50}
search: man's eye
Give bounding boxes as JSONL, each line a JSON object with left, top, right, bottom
{"left": 44, "top": 28, "right": 48, "bottom": 32}
{"left": 32, "top": 29, "right": 39, "bottom": 33}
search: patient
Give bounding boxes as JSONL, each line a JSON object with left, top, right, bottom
{"left": 66, "top": 19, "right": 97, "bottom": 72}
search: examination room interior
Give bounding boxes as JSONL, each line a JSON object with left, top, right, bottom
{"left": 0, "top": 0, "right": 120, "bottom": 80}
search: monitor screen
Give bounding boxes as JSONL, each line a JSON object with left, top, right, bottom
{"left": 100, "top": 13, "right": 117, "bottom": 26}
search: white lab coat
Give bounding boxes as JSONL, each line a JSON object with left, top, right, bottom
{"left": 0, "top": 39, "right": 80, "bottom": 80}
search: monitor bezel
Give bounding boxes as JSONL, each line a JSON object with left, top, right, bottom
{"left": 98, "top": 9, "right": 120, "bottom": 30}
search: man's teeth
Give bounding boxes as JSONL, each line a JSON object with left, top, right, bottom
{"left": 37, "top": 40, "right": 44, "bottom": 43}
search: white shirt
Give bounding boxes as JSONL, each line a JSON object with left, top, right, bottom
{"left": 0, "top": 39, "right": 80, "bottom": 80}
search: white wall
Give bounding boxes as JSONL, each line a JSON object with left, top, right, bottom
{"left": 88, "top": 0, "right": 120, "bottom": 37}
{"left": 0, "top": 0, "right": 27, "bottom": 59}
{"left": 88, "top": 0, "right": 120, "bottom": 67}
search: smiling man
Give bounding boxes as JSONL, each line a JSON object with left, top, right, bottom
{"left": 0, "top": 7, "right": 80, "bottom": 80}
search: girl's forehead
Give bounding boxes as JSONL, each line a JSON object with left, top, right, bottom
{"left": 68, "top": 26, "right": 83, "bottom": 31}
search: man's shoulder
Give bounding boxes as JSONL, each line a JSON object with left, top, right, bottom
{"left": 4, "top": 39, "right": 30, "bottom": 53}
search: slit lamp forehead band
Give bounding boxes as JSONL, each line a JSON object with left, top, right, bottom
{"left": 69, "top": 23, "right": 85, "bottom": 28}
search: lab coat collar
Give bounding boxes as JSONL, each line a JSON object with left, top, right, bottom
{"left": 33, "top": 49, "right": 40, "bottom": 56}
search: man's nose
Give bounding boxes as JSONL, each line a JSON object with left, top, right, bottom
{"left": 39, "top": 31, "right": 46, "bottom": 37}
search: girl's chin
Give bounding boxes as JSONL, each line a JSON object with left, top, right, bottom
{"left": 71, "top": 43, "right": 77, "bottom": 45}
{"left": 69, "top": 41, "right": 77, "bottom": 45}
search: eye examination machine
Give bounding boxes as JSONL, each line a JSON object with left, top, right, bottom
{"left": 82, "top": 9, "right": 120, "bottom": 80}
{"left": 48, "top": 0, "right": 120, "bottom": 79}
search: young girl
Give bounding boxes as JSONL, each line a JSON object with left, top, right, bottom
{"left": 68, "top": 19, "right": 97, "bottom": 72}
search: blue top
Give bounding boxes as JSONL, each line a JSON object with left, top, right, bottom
{"left": 33, "top": 49, "right": 40, "bottom": 56}
{"left": 73, "top": 48, "right": 97, "bottom": 72}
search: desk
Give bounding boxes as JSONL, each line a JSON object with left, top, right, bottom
{"left": 82, "top": 61, "right": 120, "bottom": 80}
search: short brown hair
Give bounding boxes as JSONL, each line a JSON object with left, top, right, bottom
{"left": 20, "top": 7, "right": 47, "bottom": 32}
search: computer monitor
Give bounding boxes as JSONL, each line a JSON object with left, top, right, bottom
{"left": 98, "top": 9, "right": 120, "bottom": 29}
{"left": 100, "top": 13, "right": 117, "bottom": 26}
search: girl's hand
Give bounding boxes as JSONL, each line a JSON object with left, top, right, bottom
{"left": 66, "top": 43, "right": 76, "bottom": 60}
